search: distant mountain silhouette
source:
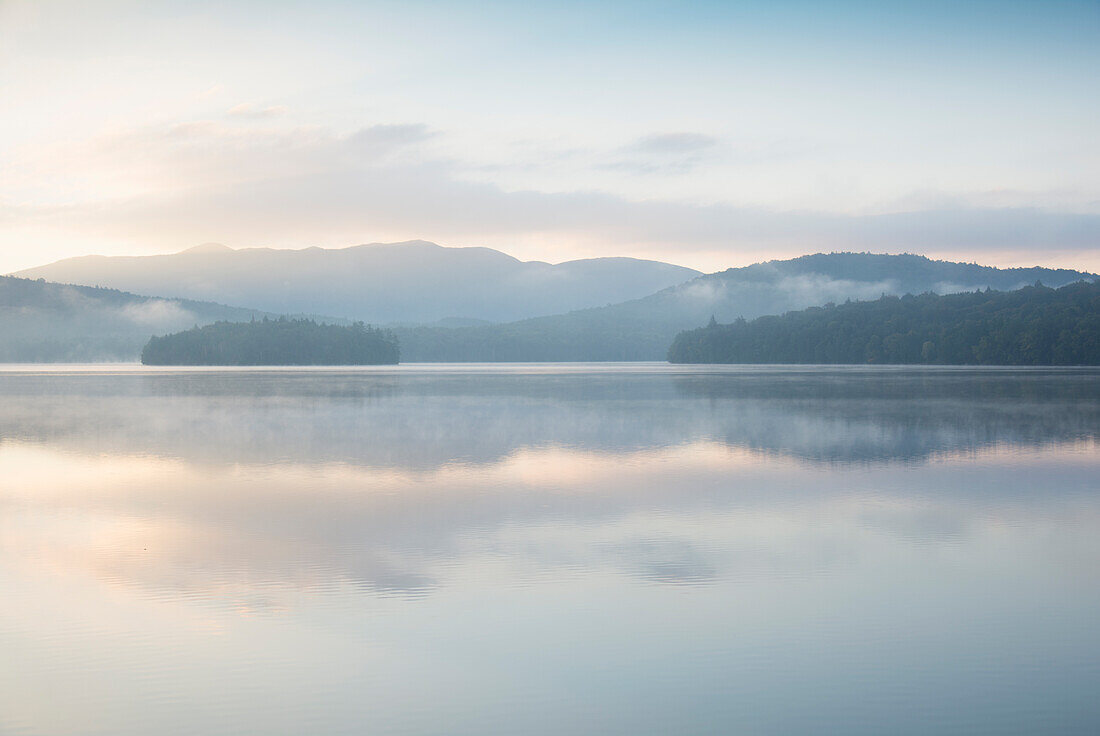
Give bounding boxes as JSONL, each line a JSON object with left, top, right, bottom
{"left": 0, "top": 275, "right": 270, "bottom": 361}
{"left": 395, "top": 253, "right": 1097, "bottom": 361}
{"left": 7, "top": 251, "right": 1096, "bottom": 363}
{"left": 13, "top": 240, "right": 701, "bottom": 324}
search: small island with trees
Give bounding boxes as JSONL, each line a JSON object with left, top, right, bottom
{"left": 141, "top": 318, "right": 399, "bottom": 365}
{"left": 668, "top": 280, "right": 1100, "bottom": 365}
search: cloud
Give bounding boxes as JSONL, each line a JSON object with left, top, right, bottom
{"left": 600, "top": 131, "right": 809, "bottom": 176}
{"left": 599, "top": 131, "right": 721, "bottom": 175}
{"left": 3, "top": 119, "right": 1099, "bottom": 270}
{"left": 227, "top": 102, "right": 289, "bottom": 119}
{"left": 629, "top": 132, "right": 718, "bottom": 155}
{"left": 118, "top": 299, "right": 195, "bottom": 326}
{"left": 346, "top": 123, "right": 435, "bottom": 151}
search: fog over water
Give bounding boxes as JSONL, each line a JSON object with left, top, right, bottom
{"left": 1, "top": 365, "right": 1098, "bottom": 735}
{"left": 2, "top": 364, "right": 1097, "bottom": 467}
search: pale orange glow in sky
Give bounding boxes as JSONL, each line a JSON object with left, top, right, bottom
{"left": 1, "top": 0, "right": 1097, "bottom": 273}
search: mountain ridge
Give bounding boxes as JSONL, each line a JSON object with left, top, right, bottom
{"left": 394, "top": 252, "right": 1097, "bottom": 361}
{"left": 5, "top": 250, "right": 1096, "bottom": 363}
{"left": 13, "top": 240, "right": 702, "bottom": 325}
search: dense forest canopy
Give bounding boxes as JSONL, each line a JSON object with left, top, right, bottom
{"left": 141, "top": 318, "right": 399, "bottom": 365}
{"left": 668, "top": 280, "right": 1100, "bottom": 365}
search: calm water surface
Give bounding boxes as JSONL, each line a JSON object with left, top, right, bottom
{"left": 1, "top": 364, "right": 1098, "bottom": 735}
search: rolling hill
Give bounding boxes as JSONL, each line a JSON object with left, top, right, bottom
{"left": 7, "top": 250, "right": 1095, "bottom": 363}
{"left": 0, "top": 275, "right": 269, "bottom": 361}
{"left": 394, "top": 253, "right": 1097, "bottom": 361}
{"left": 13, "top": 241, "right": 701, "bottom": 325}
{"left": 668, "top": 280, "right": 1100, "bottom": 365}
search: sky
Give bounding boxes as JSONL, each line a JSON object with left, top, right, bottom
{"left": 1, "top": 0, "right": 1098, "bottom": 273}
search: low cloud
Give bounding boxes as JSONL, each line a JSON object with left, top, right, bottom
{"left": 602, "top": 132, "right": 813, "bottom": 177}
{"left": 630, "top": 132, "right": 718, "bottom": 155}
{"left": 346, "top": 123, "right": 435, "bottom": 151}
{"left": 600, "top": 131, "right": 721, "bottom": 175}
{"left": 774, "top": 274, "right": 897, "bottom": 307}
{"left": 227, "top": 103, "right": 288, "bottom": 119}
{"left": 119, "top": 299, "right": 195, "bottom": 326}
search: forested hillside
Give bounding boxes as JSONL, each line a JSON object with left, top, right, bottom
{"left": 0, "top": 275, "right": 265, "bottom": 361}
{"left": 668, "top": 280, "right": 1100, "bottom": 365}
{"left": 6, "top": 253, "right": 1097, "bottom": 364}
{"left": 141, "top": 318, "right": 399, "bottom": 365}
{"left": 396, "top": 253, "right": 1096, "bottom": 362}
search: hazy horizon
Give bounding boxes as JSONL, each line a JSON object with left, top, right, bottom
{"left": 2, "top": 0, "right": 1098, "bottom": 274}
{"left": 9, "top": 239, "right": 1100, "bottom": 281}
{"left": 9, "top": 239, "right": 705, "bottom": 272}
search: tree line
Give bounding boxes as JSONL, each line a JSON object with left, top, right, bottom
{"left": 141, "top": 318, "right": 399, "bottom": 365}
{"left": 668, "top": 280, "right": 1100, "bottom": 365}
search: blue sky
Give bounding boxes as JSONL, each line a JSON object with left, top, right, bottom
{"left": 1, "top": 0, "right": 1097, "bottom": 271}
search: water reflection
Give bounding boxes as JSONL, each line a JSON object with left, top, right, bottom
{"left": 0, "top": 366, "right": 1098, "bottom": 735}
{"left": 0, "top": 365, "right": 1097, "bottom": 466}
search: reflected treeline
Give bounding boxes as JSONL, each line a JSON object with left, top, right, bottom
{"left": 0, "top": 367, "right": 1097, "bottom": 467}
{"left": 2, "top": 367, "right": 1098, "bottom": 604}
{"left": 674, "top": 368, "right": 1100, "bottom": 463}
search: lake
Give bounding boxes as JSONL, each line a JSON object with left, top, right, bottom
{"left": 1, "top": 364, "right": 1098, "bottom": 735}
